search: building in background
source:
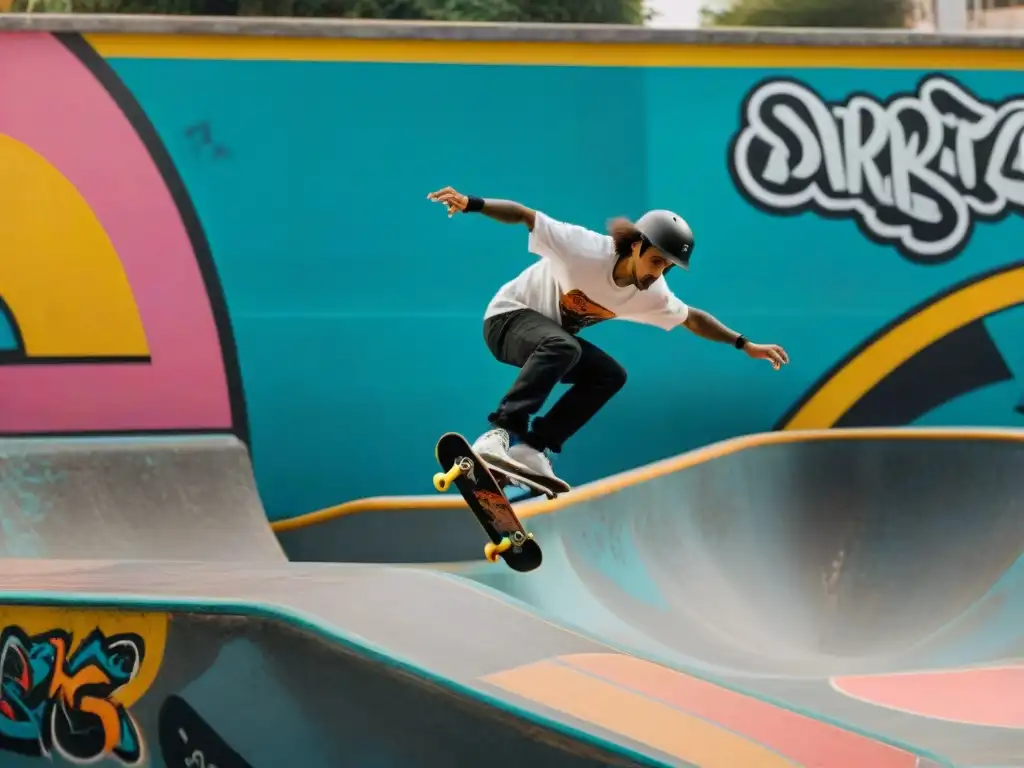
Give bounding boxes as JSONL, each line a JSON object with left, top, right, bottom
{"left": 648, "top": 0, "right": 1024, "bottom": 30}
{"left": 964, "top": 0, "right": 1024, "bottom": 28}
{"left": 910, "top": 0, "right": 1024, "bottom": 29}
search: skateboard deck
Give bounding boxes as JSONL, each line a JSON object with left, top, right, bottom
{"left": 433, "top": 432, "right": 542, "bottom": 572}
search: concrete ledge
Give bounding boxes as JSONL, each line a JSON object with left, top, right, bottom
{"left": 2, "top": 12, "right": 1024, "bottom": 48}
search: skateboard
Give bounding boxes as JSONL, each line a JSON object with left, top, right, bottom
{"left": 433, "top": 432, "right": 542, "bottom": 572}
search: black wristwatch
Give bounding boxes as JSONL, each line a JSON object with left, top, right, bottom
{"left": 734, "top": 335, "right": 748, "bottom": 349}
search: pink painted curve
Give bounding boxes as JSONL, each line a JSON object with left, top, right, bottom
{"left": 832, "top": 665, "right": 1024, "bottom": 728}
{"left": 563, "top": 653, "right": 921, "bottom": 768}
{"left": 0, "top": 32, "right": 231, "bottom": 433}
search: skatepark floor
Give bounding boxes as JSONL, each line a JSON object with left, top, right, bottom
{"left": 0, "top": 429, "right": 1021, "bottom": 766}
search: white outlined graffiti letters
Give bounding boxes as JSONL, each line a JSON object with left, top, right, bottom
{"left": 0, "top": 626, "right": 145, "bottom": 764}
{"left": 727, "top": 74, "right": 1024, "bottom": 263}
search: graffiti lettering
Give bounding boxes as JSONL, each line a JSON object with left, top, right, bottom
{"left": 0, "top": 625, "right": 144, "bottom": 764}
{"left": 727, "top": 74, "right": 1024, "bottom": 262}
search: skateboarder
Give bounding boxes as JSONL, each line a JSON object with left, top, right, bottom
{"left": 427, "top": 186, "right": 789, "bottom": 489}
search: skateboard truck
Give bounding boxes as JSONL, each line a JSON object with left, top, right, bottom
{"left": 435, "top": 452, "right": 557, "bottom": 501}
{"left": 484, "top": 529, "right": 534, "bottom": 562}
{"left": 434, "top": 456, "right": 474, "bottom": 492}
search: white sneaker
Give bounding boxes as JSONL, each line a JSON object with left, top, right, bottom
{"left": 508, "top": 443, "right": 571, "bottom": 493}
{"left": 471, "top": 428, "right": 535, "bottom": 478}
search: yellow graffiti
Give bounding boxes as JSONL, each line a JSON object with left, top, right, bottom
{"left": 0, "top": 606, "right": 167, "bottom": 706}
{"left": 0, "top": 133, "right": 149, "bottom": 358}
{"left": 782, "top": 265, "right": 1024, "bottom": 429}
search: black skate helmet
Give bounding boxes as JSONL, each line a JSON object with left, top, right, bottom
{"left": 635, "top": 209, "right": 694, "bottom": 270}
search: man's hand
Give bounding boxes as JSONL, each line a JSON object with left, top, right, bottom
{"left": 427, "top": 186, "right": 468, "bottom": 217}
{"left": 428, "top": 188, "right": 536, "bottom": 229}
{"left": 744, "top": 342, "right": 789, "bottom": 370}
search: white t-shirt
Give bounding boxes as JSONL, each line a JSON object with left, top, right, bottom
{"left": 484, "top": 211, "right": 690, "bottom": 334}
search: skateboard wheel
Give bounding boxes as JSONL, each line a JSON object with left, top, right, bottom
{"left": 484, "top": 538, "right": 512, "bottom": 562}
{"left": 433, "top": 472, "right": 449, "bottom": 492}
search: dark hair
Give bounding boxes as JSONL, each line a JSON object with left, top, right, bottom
{"left": 607, "top": 216, "right": 674, "bottom": 273}
{"left": 607, "top": 217, "right": 648, "bottom": 260}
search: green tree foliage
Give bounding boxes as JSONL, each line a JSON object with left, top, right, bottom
{"left": 10, "top": 0, "right": 648, "bottom": 20}
{"left": 326, "top": 0, "right": 648, "bottom": 21}
{"left": 701, "top": 0, "right": 911, "bottom": 28}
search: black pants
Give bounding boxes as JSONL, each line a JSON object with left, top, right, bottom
{"left": 483, "top": 309, "right": 627, "bottom": 453}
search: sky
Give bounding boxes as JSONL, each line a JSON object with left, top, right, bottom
{"left": 646, "top": 0, "right": 702, "bottom": 27}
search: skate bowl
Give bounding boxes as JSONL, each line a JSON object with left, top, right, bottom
{"left": 0, "top": 429, "right": 1019, "bottom": 765}
{"left": 461, "top": 428, "right": 1024, "bottom": 767}
{"left": 279, "top": 426, "right": 1024, "bottom": 767}
{"left": 465, "top": 429, "right": 1024, "bottom": 677}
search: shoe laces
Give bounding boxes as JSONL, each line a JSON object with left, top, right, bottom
{"left": 486, "top": 429, "right": 510, "bottom": 451}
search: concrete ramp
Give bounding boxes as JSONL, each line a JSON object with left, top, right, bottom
{"left": 277, "top": 427, "right": 1024, "bottom": 766}
{"left": 0, "top": 435, "right": 285, "bottom": 561}
{"left": 458, "top": 428, "right": 1024, "bottom": 766}
{"left": 3, "top": 428, "right": 1019, "bottom": 765}
{"left": 0, "top": 559, "right": 752, "bottom": 768}
{"left": 473, "top": 430, "right": 1024, "bottom": 673}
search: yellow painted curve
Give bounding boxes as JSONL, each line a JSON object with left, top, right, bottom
{"left": 87, "top": 34, "right": 1024, "bottom": 71}
{"left": 0, "top": 134, "right": 148, "bottom": 358}
{"left": 0, "top": 606, "right": 168, "bottom": 706}
{"left": 272, "top": 426, "right": 1024, "bottom": 532}
{"left": 272, "top": 495, "right": 466, "bottom": 533}
{"left": 780, "top": 266, "right": 1024, "bottom": 430}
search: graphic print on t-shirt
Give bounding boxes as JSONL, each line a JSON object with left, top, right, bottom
{"left": 560, "top": 289, "right": 617, "bottom": 334}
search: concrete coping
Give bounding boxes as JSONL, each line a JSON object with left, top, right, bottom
{"left": 2, "top": 12, "right": 1024, "bottom": 48}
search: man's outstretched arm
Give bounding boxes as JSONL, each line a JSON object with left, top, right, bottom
{"left": 427, "top": 186, "right": 536, "bottom": 231}
{"left": 681, "top": 307, "right": 790, "bottom": 370}
{"left": 682, "top": 307, "right": 744, "bottom": 345}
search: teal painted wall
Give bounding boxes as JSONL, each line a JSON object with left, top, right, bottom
{"left": 0, "top": 312, "right": 14, "bottom": 350}
{"left": 105, "top": 57, "right": 1024, "bottom": 521}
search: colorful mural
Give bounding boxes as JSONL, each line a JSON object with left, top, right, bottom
{"left": 0, "top": 607, "right": 167, "bottom": 765}
{"left": 3, "top": 27, "right": 1024, "bottom": 520}
{"left": 0, "top": 32, "right": 243, "bottom": 438}
{"left": 728, "top": 73, "right": 1024, "bottom": 430}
